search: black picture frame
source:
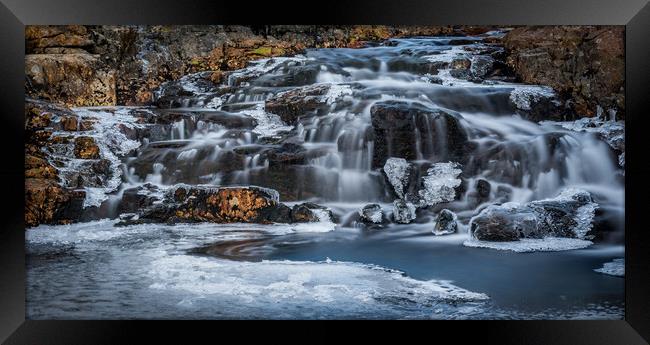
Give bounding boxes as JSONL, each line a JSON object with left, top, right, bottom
{"left": 1, "top": 0, "right": 649, "bottom": 343}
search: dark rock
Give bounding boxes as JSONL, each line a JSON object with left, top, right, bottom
{"left": 470, "top": 189, "right": 598, "bottom": 241}
{"left": 370, "top": 100, "right": 469, "bottom": 168}
{"left": 504, "top": 26, "right": 624, "bottom": 118}
{"left": 264, "top": 84, "right": 333, "bottom": 125}
{"left": 358, "top": 203, "right": 384, "bottom": 224}
{"left": 291, "top": 202, "right": 332, "bottom": 223}
{"left": 118, "top": 183, "right": 164, "bottom": 214}
{"left": 433, "top": 209, "right": 458, "bottom": 235}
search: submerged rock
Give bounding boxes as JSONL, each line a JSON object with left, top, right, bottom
{"left": 433, "top": 209, "right": 458, "bottom": 235}
{"left": 469, "top": 188, "right": 598, "bottom": 242}
{"left": 392, "top": 199, "right": 416, "bottom": 224}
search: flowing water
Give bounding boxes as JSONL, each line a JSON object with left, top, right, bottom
{"left": 26, "top": 32, "right": 625, "bottom": 319}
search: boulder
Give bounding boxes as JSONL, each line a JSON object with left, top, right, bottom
{"left": 433, "top": 209, "right": 458, "bottom": 235}
{"left": 358, "top": 203, "right": 384, "bottom": 224}
{"left": 291, "top": 202, "right": 333, "bottom": 223}
{"left": 469, "top": 188, "right": 598, "bottom": 241}
{"left": 117, "top": 185, "right": 299, "bottom": 225}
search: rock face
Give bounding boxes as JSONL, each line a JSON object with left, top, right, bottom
{"left": 25, "top": 25, "right": 486, "bottom": 107}
{"left": 25, "top": 178, "right": 85, "bottom": 227}
{"left": 469, "top": 188, "right": 598, "bottom": 241}
{"left": 25, "top": 53, "right": 116, "bottom": 107}
{"left": 503, "top": 26, "right": 624, "bottom": 119}
{"left": 370, "top": 101, "right": 469, "bottom": 169}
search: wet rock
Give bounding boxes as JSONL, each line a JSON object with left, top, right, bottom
{"left": 393, "top": 199, "right": 416, "bottom": 224}
{"left": 467, "top": 179, "right": 491, "bottom": 205}
{"left": 470, "top": 55, "right": 495, "bottom": 79}
{"left": 118, "top": 183, "right": 164, "bottom": 214}
{"left": 25, "top": 155, "right": 58, "bottom": 180}
{"left": 370, "top": 101, "right": 469, "bottom": 168}
{"left": 451, "top": 57, "right": 471, "bottom": 70}
{"left": 469, "top": 188, "right": 598, "bottom": 241}
{"left": 73, "top": 136, "right": 100, "bottom": 159}
{"left": 433, "top": 209, "right": 458, "bottom": 235}
{"left": 291, "top": 202, "right": 333, "bottom": 223}
{"left": 264, "top": 84, "right": 333, "bottom": 125}
{"left": 25, "top": 178, "right": 85, "bottom": 227}
{"left": 504, "top": 26, "right": 624, "bottom": 118}
{"left": 122, "top": 185, "right": 294, "bottom": 225}
{"left": 358, "top": 203, "right": 384, "bottom": 224}
{"left": 153, "top": 72, "right": 221, "bottom": 108}
{"left": 470, "top": 203, "right": 538, "bottom": 241}
{"left": 386, "top": 56, "right": 447, "bottom": 75}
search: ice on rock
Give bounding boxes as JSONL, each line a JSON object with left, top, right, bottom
{"left": 383, "top": 158, "right": 411, "bottom": 199}
{"left": 433, "top": 209, "right": 458, "bottom": 235}
{"left": 418, "top": 162, "right": 462, "bottom": 207}
{"left": 509, "top": 86, "right": 556, "bottom": 110}
{"left": 242, "top": 103, "right": 294, "bottom": 138}
{"left": 393, "top": 199, "right": 416, "bottom": 224}
{"left": 359, "top": 204, "right": 383, "bottom": 224}
{"left": 59, "top": 107, "right": 146, "bottom": 208}
{"left": 594, "top": 258, "right": 624, "bottom": 277}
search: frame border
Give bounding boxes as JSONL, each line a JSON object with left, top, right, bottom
{"left": 1, "top": 0, "right": 649, "bottom": 343}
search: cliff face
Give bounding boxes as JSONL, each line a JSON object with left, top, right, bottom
{"left": 503, "top": 26, "right": 625, "bottom": 119}
{"left": 25, "top": 25, "right": 489, "bottom": 107}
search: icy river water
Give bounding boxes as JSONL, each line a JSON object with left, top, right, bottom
{"left": 26, "top": 32, "right": 625, "bottom": 319}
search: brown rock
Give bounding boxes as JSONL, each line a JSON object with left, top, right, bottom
{"left": 25, "top": 178, "right": 85, "bottom": 227}
{"left": 25, "top": 53, "right": 116, "bottom": 107}
{"left": 74, "top": 136, "right": 100, "bottom": 159}
{"left": 504, "top": 26, "right": 624, "bottom": 118}
{"left": 25, "top": 155, "right": 58, "bottom": 180}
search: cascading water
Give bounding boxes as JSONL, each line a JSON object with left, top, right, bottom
{"left": 26, "top": 31, "right": 625, "bottom": 319}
